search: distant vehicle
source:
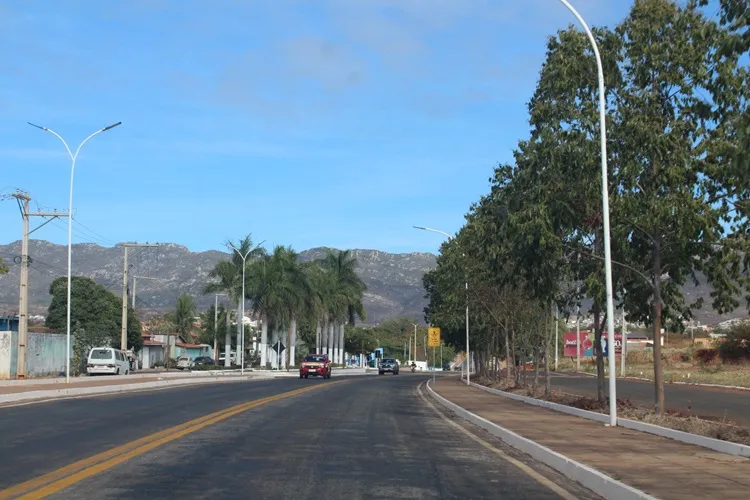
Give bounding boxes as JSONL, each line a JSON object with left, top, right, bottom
{"left": 86, "top": 347, "right": 131, "bottom": 376}
{"left": 193, "top": 356, "right": 215, "bottom": 366}
{"left": 218, "top": 352, "right": 237, "bottom": 366}
{"left": 379, "top": 358, "right": 399, "bottom": 375}
{"left": 176, "top": 356, "right": 194, "bottom": 370}
{"left": 300, "top": 354, "right": 331, "bottom": 379}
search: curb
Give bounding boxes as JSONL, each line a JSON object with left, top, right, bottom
{"left": 470, "top": 381, "right": 750, "bottom": 458}
{"left": 424, "top": 380, "right": 657, "bottom": 500}
{"left": 0, "top": 375, "right": 256, "bottom": 405}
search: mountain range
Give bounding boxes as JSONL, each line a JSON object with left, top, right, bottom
{"left": 0, "top": 239, "right": 746, "bottom": 326}
{"left": 0, "top": 240, "right": 436, "bottom": 324}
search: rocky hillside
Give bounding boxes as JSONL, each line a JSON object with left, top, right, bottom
{"left": 0, "top": 240, "right": 436, "bottom": 324}
{"left": 0, "top": 239, "right": 745, "bottom": 326}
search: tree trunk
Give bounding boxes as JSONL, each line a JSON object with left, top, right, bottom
{"left": 315, "top": 320, "right": 321, "bottom": 353}
{"left": 509, "top": 323, "right": 517, "bottom": 386}
{"left": 328, "top": 322, "right": 335, "bottom": 360}
{"left": 237, "top": 298, "right": 242, "bottom": 367}
{"left": 545, "top": 302, "right": 551, "bottom": 398}
{"left": 652, "top": 235, "right": 665, "bottom": 415}
{"left": 260, "top": 314, "right": 268, "bottom": 368}
{"left": 594, "top": 229, "right": 605, "bottom": 402}
{"left": 290, "top": 317, "right": 297, "bottom": 367}
{"left": 224, "top": 307, "right": 232, "bottom": 368}
{"left": 339, "top": 324, "right": 345, "bottom": 366}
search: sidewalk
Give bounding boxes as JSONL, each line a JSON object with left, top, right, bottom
{"left": 431, "top": 378, "right": 750, "bottom": 500}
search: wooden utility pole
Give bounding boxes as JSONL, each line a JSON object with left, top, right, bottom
{"left": 121, "top": 243, "right": 160, "bottom": 351}
{"left": 10, "top": 191, "right": 67, "bottom": 379}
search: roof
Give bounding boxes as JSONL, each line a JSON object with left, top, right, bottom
{"left": 175, "top": 342, "right": 206, "bottom": 349}
{"left": 143, "top": 340, "right": 165, "bottom": 346}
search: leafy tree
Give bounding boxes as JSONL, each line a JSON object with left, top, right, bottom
{"left": 46, "top": 276, "right": 142, "bottom": 352}
{"left": 0, "top": 257, "right": 8, "bottom": 274}
{"left": 174, "top": 293, "right": 197, "bottom": 337}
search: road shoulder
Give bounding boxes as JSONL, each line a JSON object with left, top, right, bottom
{"left": 430, "top": 377, "right": 750, "bottom": 500}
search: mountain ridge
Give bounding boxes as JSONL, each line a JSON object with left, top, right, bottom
{"left": 0, "top": 239, "right": 746, "bottom": 326}
{"left": 0, "top": 239, "right": 436, "bottom": 324}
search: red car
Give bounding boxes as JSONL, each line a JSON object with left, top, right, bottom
{"left": 299, "top": 354, "right": 331, "bottom": 379}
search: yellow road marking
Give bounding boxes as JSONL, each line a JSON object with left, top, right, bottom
{"left": 1, "top": 381, "right": 344, "bottom": 500}
{"left": 418, "top": 382, "right": 579, "bottom": 500}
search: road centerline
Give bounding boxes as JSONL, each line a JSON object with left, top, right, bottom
{"left": 0, "top": 381, "right": 345, "bottom": 500}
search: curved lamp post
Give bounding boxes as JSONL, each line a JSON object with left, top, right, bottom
{"left": 28, "top": 121, "right": 121, "bottom": 383}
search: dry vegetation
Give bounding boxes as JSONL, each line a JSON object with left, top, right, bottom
{"left": 477, "top": 377, "right": 750, "bottom": 446}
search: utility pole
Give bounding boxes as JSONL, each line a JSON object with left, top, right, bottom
{"left": 9, "top": 191, "right": 67, "bottom": 379}
{"left": 121, "top": 243, "right": 160, "bottom": 351}
{"left": 413, "top": 324, "right": 418, "bottom": 364}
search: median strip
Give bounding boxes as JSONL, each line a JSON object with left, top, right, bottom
{"left": 0, "top": 381, "right": 345, "bottom": 500}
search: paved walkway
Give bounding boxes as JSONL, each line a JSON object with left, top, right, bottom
{"left": 431, "top": 378, "right": 750, "bottom": 500}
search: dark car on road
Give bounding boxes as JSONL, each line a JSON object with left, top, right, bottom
{"left": 378, "top": 358, "right": 399, "bottom": 375}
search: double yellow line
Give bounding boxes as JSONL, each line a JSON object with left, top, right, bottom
{"left": 0, "top": 381, "right": 344, "bottom": 500}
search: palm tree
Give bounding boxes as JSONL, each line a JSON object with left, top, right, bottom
{"left": 174, "top": 293, "right": 197, "bottom": 338}
{"left": 204, "top": 234, "right": 265, "bottom": 366}
{"left": 245, "top": 246, "right": 308, "bottom": 369}
{"left": 319, "top": 249, "right": 367, "bottom": 364}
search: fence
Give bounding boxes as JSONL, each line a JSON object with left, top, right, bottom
{"left": 0, "top": 330, "right": 73, "bottom": 379}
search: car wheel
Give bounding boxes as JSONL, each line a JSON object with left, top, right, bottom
{"left": 305, "top": 375, "right": 309, "bottom": 379}
{"left": 379, "top": 371, "right": 384, "bottom": 375}
{"left": 116, "top": 368, "right": 120, "bottom": 375}
{"left": 299, "top": 374, "right": 303, "bottom": 379}
{"left": 393, "top": 370, "right": 398, "bottom": 375}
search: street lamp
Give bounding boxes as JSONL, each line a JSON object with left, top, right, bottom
{"left": 413, "top": 225, "right": 471, "bottom": 386}
{"left": 555, "top": 0, "right": 618, "bottom": 426}
{"left": 227, "top": 242, "right": 252, "bottom": 375}
{"left": 28, "top": 121, "right": 121, "bottom": 384}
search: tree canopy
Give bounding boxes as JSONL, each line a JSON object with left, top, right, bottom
{"left": 422, "top": 0, "right": 749, "bottom": 413}
{"left": 46, "top": 276, "right": 142, "bottom": 352}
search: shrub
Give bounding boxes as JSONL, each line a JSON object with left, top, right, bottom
{"left": 694, "top": 348, "right": 718, "bottom": 365}
{"left": 717, "top": 321, "right": 750, "bottom": 363}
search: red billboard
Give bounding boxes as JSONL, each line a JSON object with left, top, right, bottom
{"left": 563, "top": 331, "right": 622, "bottom": 357}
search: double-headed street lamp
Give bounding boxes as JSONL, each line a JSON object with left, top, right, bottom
{"left": 227, "top": 243, "right": 252, "bottom": 375}
{"left": 413, "top": 226, "right": 471, "bottom": 386}
{"left": 28, "top": 121, "right": 121, "bottom": 383}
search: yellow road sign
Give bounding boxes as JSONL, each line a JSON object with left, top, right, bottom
{"left": 428, "top": 327, "right": 441, "bottom": 347}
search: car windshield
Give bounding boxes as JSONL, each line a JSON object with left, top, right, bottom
{"left": 382, "top": 359, "right": 395, "bottom": 363}
{"left": 304, "top": 355, "right": 325, "bottom": 362}
{"left": 90, "top": 349, "right": 113, "bottom": 360}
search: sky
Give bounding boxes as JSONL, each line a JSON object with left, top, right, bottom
{"left": 0, "top": 0, "right": 641, "bottom": 255}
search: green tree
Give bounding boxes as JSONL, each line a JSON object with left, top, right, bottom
{"left": 46, "top": 276, "right": 142, "bottom": 352}
{"left": 0, "top": 257, "right": 8, "bottom": 274}
{"left": 174, "top": 293, "right": 197, "bottom": 338}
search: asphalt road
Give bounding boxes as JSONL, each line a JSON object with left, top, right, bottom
{"left": 550, "top": 372, "right": 750, "bottom": 424}
{"left": 0, "top": 374, "right": 598, "bottom": 500}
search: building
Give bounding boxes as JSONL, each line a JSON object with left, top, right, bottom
{"left": 0, "top": 316, "right": 19, "bottom": 332}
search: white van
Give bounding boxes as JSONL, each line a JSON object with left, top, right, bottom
{"left": 86, "top": 347, "right": 131, "bottom": 375}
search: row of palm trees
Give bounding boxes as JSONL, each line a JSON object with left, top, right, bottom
{"left": 203, "top": 235, "right": 367, "bottom": 368}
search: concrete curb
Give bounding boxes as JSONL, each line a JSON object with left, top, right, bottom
{"left": 0, "top": 375, "right": 257, "bottom": 405}
{"left": 470, "top": 381, "right": 750, "bottom": 458}
{"left": 424, "top": 380, "right": 657, "bottom": 500}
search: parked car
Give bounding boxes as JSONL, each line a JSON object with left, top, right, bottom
{"left": 218, "top": 352, "right": 237, "bottom": 366}
{"left": 176, "top": 356, "right": 194, "bottom": 370}
{"left": 299, "top": 354, "right": 331, "bottom": 379}
{"left": 193, "top": 356, "right": 215, "bottom": 366}
{"left": 86, "top": 347, "right": 131, "bottom": 375}
{"left": 379, "top": 358, "right": 399, "bottom": 375}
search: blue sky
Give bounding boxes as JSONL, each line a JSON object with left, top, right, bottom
{"left": 1, "top": 0, "right": 639, "bottom": 255}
